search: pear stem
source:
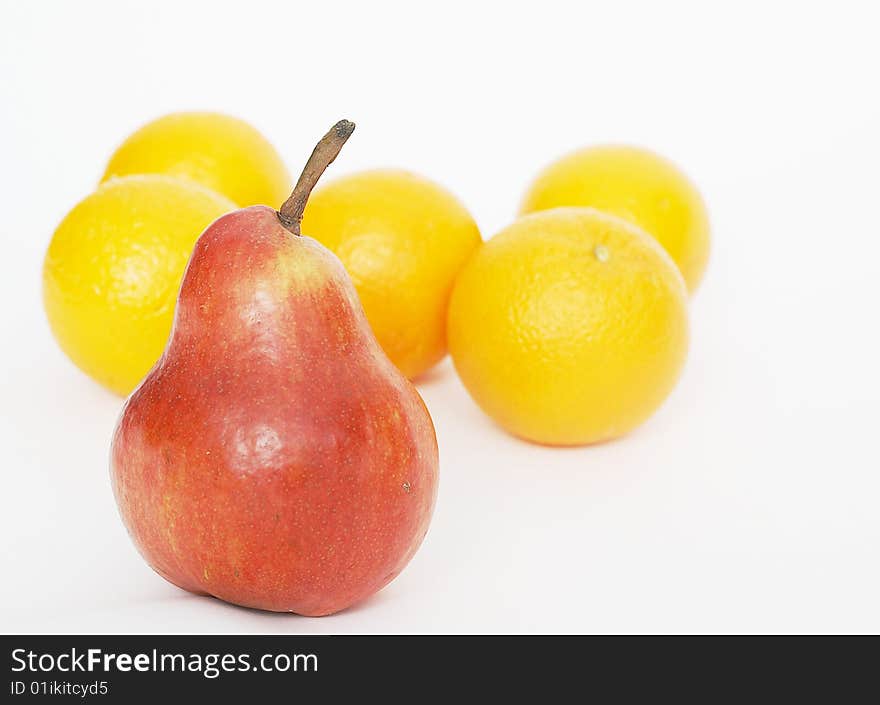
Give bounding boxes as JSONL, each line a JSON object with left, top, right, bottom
{"left": 278, "top": 119, "right": 356, "bottom": 235}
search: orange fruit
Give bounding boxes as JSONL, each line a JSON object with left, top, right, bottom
{"left": 448, "top": 207, "right": 689, "bottom": 445}
{"left": 302, "top": 169, "right": 481, "bottom": 379}
{"left": 520, "top": 145, "right": 710, "bottom": 292}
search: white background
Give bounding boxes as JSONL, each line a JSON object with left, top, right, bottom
{"left": 2, "top": 0, "right": 879, "bottom": 634}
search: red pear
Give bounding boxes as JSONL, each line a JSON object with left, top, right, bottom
{"left": 110, "top": 121, "right": 439, "bottom": 616}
